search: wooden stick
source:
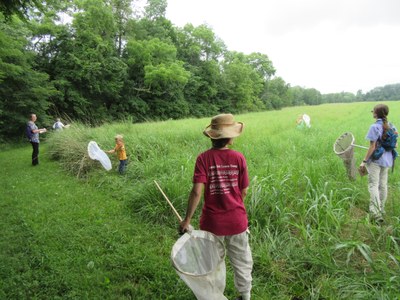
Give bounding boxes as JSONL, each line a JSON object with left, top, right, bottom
{"left": 154, "top": 180, "right": 183, "bottom": 222}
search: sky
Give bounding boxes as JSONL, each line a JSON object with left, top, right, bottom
{"left": 165, "top": 0, "right": 400, "bottom": 94}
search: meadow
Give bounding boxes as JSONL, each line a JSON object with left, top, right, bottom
{"left": 1, "top": 102, "right": 400, "bottom": 299}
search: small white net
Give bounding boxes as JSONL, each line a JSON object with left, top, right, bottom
{"left": 296, "top": 114, "right": 311, "bottom": 128}
{"left": 171, "top": 230, "right": 227, "bottom": 300}
{"left": 333, "top": 132, "right": 356, "bottom": 180}
{"left": 87, "top": 141, "right": 112, "bottom": 171}
{"left": 302, "top": 114, "right": 311, "bottom": 127}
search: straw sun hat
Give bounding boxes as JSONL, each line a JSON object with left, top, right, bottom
{"left": 203, "top": 114, "right": 244, "bottom": 139}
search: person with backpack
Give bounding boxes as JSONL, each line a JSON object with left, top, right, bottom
{"left": 52, "top": 118, "right": 65, "bottom": 131}
{"left": 359, "top": 104, "right": 397, "bottom": 224}
{"left": 26, "top": 114, "right": 47, "bottom": 166}
{"left": 179, "top": 113, "right": 253, "bottom": 300}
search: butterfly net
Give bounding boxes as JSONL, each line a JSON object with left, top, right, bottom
{"left": 333, "top": 132, "right": 356, "bottom": 180}
{"left": 171, "top": 230, "right": 227, "bottom": 300}
{"left": 87, "top": 141, "right": 112, "bottom": 171}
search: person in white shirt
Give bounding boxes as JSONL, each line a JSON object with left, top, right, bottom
{"left": 52, "top": 118, "right": 65, "bottom": 131}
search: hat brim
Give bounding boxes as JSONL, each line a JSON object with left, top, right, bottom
{"left": 203, "top": 122, "right": 244, "bottom": 139}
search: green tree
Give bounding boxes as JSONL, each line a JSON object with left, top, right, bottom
{"left": 144, "top": 0, "right": 167, "bottom": 20}
{"left": 110, "top": 0, "right": 133, "bottom": 56}
{"left": 41, "top": 0, "right": 129, "bottom": 121}
{"left": 303, "top": 88, "right": 322, "bottom": 105}
{"left": 364, "top": 83, "right": 400, "bottom": 101}
{"left": 245, "top": 52, "right": 275, "bottom": 80}
{"left": 174, "top": 24, "right": 226, "bottom": 116}
{"left": 288, "top": 86, "right": 306, "bottom": 106}
{"left": 219, "top": 51, "right": 264, "bottom": 112}
{"left": 262, "top": 77, "right": 290, "bottom": 109}
{"left": 0, "top": 0, "right": 43, "bottom": 20}
{"left": 124, "top": 38, "right": 190, "bottom": 119}
{"left": 0, "top": 14, "right": 56, "bottom": 140}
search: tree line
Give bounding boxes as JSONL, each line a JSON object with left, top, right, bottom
{"left": 1, "top": 0, "right": 399, "bottom": 141}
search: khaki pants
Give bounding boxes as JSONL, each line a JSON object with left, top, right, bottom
{"left": 366, "top": 162, "right": 389, "bottom": 218}
{"left": 217, "top": 230, "right": 253, "bottom": 299}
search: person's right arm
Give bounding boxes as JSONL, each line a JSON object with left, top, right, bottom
{"left": 362, "top": 140, "right": 377, "bottom": 162}
{"left": 107, "top": 145, "right": 117, "bottom": 154}
{"left": 179, "top": 183, "right": 204, "bottom": 233}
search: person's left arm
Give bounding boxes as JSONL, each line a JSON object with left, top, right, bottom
{"left": 241, "top": 187, "right": 248, "bottom": 200}
{"left": 240, "top": 155, "right": 250, "bottom": 200}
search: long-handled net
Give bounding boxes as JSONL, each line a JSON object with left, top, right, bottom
{"left": 333, "top": 132, "right": 368, "bottom": 180}
{"left": 154, "top": 181, "right": 227, "bottom": 300}
{"left": 171, "top": 230, "right": 227, "bottom": 300}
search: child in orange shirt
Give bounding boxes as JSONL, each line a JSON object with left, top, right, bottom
{"left": 107, "top": 134, "right": 127, "bottom": 174}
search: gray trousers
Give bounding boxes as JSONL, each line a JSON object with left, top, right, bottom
{"left": 366, "top": 162, "right": 389, "bottom": 218}
{"left": 217, "top": 230, "right": 253, "bottom": 299}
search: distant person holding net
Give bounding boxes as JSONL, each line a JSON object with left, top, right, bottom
{"left": 179, "top": 113, "right": 253, "bottom": 300}
{"left": 107, "top": 134, "right": 127, "bottom": 174}
{"left": 359, "top": 104, "right": 397, "bottom": 224}
{"left": 26, "top": 113, "right": 47, "bottom": 166}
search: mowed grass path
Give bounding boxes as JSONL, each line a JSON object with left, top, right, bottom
{"left": 0, "top": 145, "right": 193, "bottom": 299}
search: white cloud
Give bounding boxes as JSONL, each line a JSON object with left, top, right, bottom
{"left": 166, "top": 0, "right": 400, "bottom": 94}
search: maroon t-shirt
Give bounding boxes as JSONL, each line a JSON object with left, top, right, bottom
{"left": 193, "top": 148, "right": 249, "bottom": 235}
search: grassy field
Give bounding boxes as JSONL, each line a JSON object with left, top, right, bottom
{"left": 1, "top": 102, "right": 400, "bottom": 299}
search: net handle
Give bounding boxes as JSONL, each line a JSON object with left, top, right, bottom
{"left": 154, "top": 180, "right": 183, "bottom": 222}
{"left": 334, "top": 132, "right": 369, "bottom": 153}
{"left": 352, "top": 144, "right": 369, "bottom": 150}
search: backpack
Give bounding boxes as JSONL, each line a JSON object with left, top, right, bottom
{"left": 53, "top": 122, "right": 60, "bottom": 129}
{"left": 371, "top": 125, "right": 398, "bottom": 160}
{"left": 381, "top": 126, "right": 398, "bottom": 151}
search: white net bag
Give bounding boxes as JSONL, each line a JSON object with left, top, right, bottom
{"left": 333, "top": 132, "right": 356, "bottom": 180}
{"left": 296, "top": 114, "right": 311, "bottom": 128}
{"left": 302, "top": 114, "right": 311, "bottom": 127}
{"left": 171, "top": 230, "right": 227, "bottom": 300}
{"left": 87, "top": 141, "right": 112, "bottom": 171}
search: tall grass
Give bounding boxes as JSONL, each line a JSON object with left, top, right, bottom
{"left": 2, "top": 101, "right": 400, "bottom": 299}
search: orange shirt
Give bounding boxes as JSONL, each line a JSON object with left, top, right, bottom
{"left": 114, "top": 143, "right": 127, "bottom": 160}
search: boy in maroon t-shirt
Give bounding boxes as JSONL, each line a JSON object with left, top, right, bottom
{"left": 180, "top": 113, "right": 253, "bottom": 300}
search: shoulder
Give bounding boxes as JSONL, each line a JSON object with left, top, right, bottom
{"left": 369, "top": 122, "right": 382, "bottom": 131}
{"left": 228, "top": 149, "right": 245, "bottom": 158}
{"left": 198, "top": 148, "right": 213, "bottom": 156}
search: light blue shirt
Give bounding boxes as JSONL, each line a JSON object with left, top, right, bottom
{"left": 366, "top": 119, "right": 396, "bottom": 167}
{"left": 27, "top": 121, "right": 39, "bottom": 143}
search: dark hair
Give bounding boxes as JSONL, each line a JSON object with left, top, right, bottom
{"left": 374, "top": 104, "right": 390, "bottom": 137}
{"left": 211, "top": 138, "right": 231, "bottom": 149}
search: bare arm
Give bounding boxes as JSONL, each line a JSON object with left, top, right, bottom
{"left": 107, "top": 145, "right": 117, "bottom": 154}
{"left": 241, "top": 187, "right": 248, "bottom": 200}
{"left": 179, "top": 183, "right": 204, "bottom": 233}
{"left": 32, "top": 128, "right": 46, "bottom": 134}
{"left": 362, "top": 140, "right": 377, "bottom": 162}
